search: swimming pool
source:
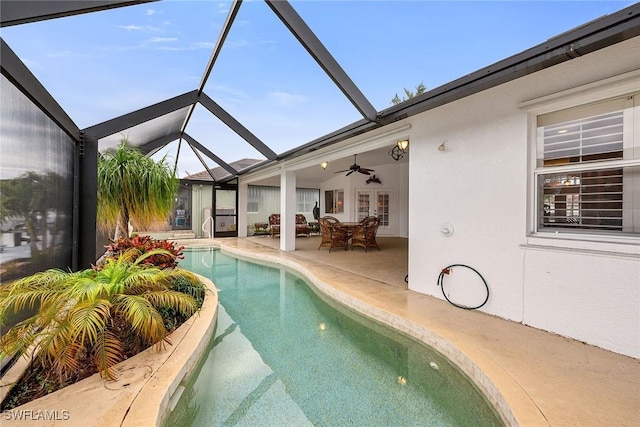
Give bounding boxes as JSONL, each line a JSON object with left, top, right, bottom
{"left": 165, "top": 248, "right": 503, "bottom": 426}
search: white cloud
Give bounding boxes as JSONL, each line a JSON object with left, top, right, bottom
{"left": 205, "top": 83, "right": 251, "bottom": 105}
{"left": 224, "top": 38, "right": 276, "bottom": 50}
{"left": 146, "top": 37, "right": 179, "bottom": 44}
{"left": 145, "top": 9, "right": 160, "bottom": 16}
{"left": 267, "top": 91, "right": 308, "bottom": 108}
{"left": 118, "top": 24, "right": 144, "bottom": 31}
{"left": 153, "top": 40, "right": 213, "bottom": 51}
{"left": 192, "top": 41, "right": 215, "bottom": 49}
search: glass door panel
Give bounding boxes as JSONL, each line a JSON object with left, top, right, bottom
{"left": 215, "top": 188, "right": 237, "bottom": 237}
{"left": 377, "top": 192, "right": 390, "bottom": 227}
{"left": 357, "top": 191, "right": 371, "bottom": 222}
{"left": 355, "top": 189, "right": 392, "bottom": 234}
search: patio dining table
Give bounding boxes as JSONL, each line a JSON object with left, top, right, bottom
{"left": 335, "top": 222, "right": 360, "bottom": 240}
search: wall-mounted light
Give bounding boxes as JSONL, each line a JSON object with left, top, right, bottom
{"left": 389, "top": 139, "right": 409, "bottom": 161}
{"left": 365, "top": 175, "right": 381, "bottom": 185}
{"left": 437, "top": 140, "right": 447, "bottom": 152}
{"left": 320, "top": 161, "right": 328, "bottom": 169}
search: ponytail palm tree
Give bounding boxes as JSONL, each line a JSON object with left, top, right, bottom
{"left": 0, "top": 249, "right": 199, "bottom": 381}
{"left": 98, "top": 140, "right": 178, "bottom": 239}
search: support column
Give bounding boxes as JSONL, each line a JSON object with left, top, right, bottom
{"left": 238, "top": 181, "right": 248, "bottom": 237}
{"left": 280, "top": 170, "right": 296, "bottom": 251}
{"left": 77, "top": 135, "right": 98, "bottom": 270}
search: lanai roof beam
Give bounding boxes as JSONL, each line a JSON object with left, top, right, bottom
{"left": 266, "top": 0, "right": 378, "bottom": 123}
{"left": 198, "top": 93, "right": 277, "bottom": 160}
{"left": 0, "top": 1, "right": 157, "bottom": 27}
{"left": 180, "top": 0, "right": 243, "bottom": 135}
{"left": 83, "top": 91, "right": 198, "bottom": 141}
{"left": 182, "top": 133, "right": 239, "bottom": 177}
{"left": 138, "top": 132, "right": 182, "bottom": 156}
{"left": 0, "top": 38, "right": 79, "bottom": 140}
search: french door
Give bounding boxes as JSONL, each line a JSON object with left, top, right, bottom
{"left": 214, "top": 187, "right": 237, "bottom": 237}
{"left": 355, "top": 189, "right": 392, "bottom": 235}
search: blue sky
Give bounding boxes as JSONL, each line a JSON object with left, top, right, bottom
{"left": 1, "top": 0, "right": 634, "bottom": 177}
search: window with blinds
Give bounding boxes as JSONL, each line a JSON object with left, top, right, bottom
{"left": 539, "top": 168, "right": 624, "bottom": 231}
{"left": 541, "top": 111, "right": 623, "bottom": 166}
{"left": 535, "top": 94, "right": 639, "bottom": 236}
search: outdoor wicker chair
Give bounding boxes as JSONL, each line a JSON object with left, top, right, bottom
{"left": 351, "top": 216, "right": 380, "bottom": 252}
{"left": 318, "top": 217, "right": 348, "bottom": 252}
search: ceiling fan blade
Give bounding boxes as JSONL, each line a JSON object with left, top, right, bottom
{"left": 360, "top": 168, "right": 375, "bottom": 172}
{"left": 346, "top": 170, "right": 355, "bottom": 176}
{"left": 335, "top": 169, "right": 351, "bottom": 173}
{"left": 358, "top": 169, "right": 371, "bottom": 175}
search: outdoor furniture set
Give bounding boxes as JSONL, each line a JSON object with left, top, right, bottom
{"left": 318, "top": 216, "right": 380, "bottom": 252}
{"left": 268, "top": 213, "right": 311, "bottom": 238}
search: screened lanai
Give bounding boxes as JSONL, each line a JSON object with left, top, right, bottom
{"left": 1, "top": 0, "right": 639, "bottom": 274}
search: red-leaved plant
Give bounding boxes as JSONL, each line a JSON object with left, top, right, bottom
{"left": 100, "top": 235, "right": 185, "bottom": 269}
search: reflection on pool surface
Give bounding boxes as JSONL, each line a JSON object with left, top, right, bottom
{"left": 165, "top": 248, "right": 503, "bottom": 426}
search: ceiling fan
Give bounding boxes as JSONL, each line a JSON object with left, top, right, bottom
{"left": 335, "top": 154, "right": 375, "bottom": 176}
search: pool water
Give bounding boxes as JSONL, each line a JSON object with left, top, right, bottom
{"left": 165, "top": 248, "right": 503, "bottom": 426}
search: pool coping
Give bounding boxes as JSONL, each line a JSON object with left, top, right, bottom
{"left": 217, "top": 240, "right": 547, "bottom": 427}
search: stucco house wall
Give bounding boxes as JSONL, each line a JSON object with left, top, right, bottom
{"left": 407, "top": 36, "right": 639, "bottom": 358}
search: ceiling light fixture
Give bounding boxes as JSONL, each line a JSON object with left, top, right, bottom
{"left": 320, "top": 161, "right": 328, "bottom": 169}
{"left": 437, "top": 140, "right": 447, "bottom": 152}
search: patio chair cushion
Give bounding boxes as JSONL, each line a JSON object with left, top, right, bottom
{"left": 269, "top": 214, "right": 280, "bottom": 237}
{"left": 295, "top": 214, "right": 310, "bottom": 236}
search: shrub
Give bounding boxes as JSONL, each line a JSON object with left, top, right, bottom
{"left": 0, "top": 249, "right": 197, "bottom": 384}
{"left": 101, "top": 235, "right": 184, "bottom": 269}
{"left": 159, "top": 272, "right": 206, "bottom": 331}
{"left": 0, "top": 247, "right": 207, "bottom": 410}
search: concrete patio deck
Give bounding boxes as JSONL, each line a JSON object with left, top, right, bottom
{"left": 192, "top": 235, "right": 640, "bottom": 427}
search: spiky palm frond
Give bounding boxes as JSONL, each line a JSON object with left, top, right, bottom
{"left": 0, "top": 249, "right": 199, "bottom": 380}
{"left": 112, "top": 294, "right": 168, "bottom": 350}
{"left": 0, "top": 319, "right": 41, "bottom": 358}
{"left": 0, "top": 269, "right": 74, "bottom": 323}
{"left": 93, "top": 329, "right": 123, "bottom": 381}
{"left": 142, "top": 290, "right": 198, "bottom": 318}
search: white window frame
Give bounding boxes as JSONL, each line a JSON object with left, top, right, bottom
{"left": 521, "top": 71, "right": 640, "bottom": 251}
{"left": 325, "top": 189, "right": 344, "bottom": 214}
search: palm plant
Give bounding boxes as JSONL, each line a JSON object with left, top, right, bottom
{"left": 0, "top": 249, "right": 199, "bottom": 382}
{"left": 391, "top": 82, "right": 427, "bottom": 105}
{"left": 97, "top": 139, "right": 178, "bottom": 239}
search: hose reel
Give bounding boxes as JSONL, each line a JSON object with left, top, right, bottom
{"left": 437, "top": 264, "right": 489, "bottom": 310}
